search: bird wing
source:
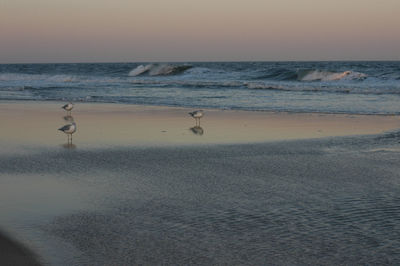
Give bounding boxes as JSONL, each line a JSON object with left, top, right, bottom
{"left": 189, "top": 111, "right": 200, "bottom": 115}
{"left": 58, "top": 124, "right": 71, "bottom": 131}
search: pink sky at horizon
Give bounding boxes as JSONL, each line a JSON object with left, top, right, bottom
{"left": 1, "top": 0, "right": 399, "bottom": 63}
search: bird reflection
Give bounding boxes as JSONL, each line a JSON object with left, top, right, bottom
{"left": 190, "top": 126, "right": 204, "bottom": 136}
{"left": 62, "top": 143, "right": 77, "bottom": 149}
{"left": 59, "top": 103, "right": 77, "bottom": 147}
{"left": 63, "top": 115, "right": 74, "bottom": 122}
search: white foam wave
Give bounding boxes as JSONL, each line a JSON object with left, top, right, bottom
{"left": 128, "top": 64, "right": 192, "bottom": 76}
{"left": 298, "top": 70, "right": 367, "bottom": 81}
{"left": 128, "top": 65, "right": 153, "bottom": 76}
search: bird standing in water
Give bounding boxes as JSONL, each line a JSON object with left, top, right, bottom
{"left": 189, "top": 110, "right": 204, "bottom": 126}
{"left": 62, "top": 102, "right": 74, "bottom": 115}
{"left": 58, "top": 122, "right": 77, "bottom": 144}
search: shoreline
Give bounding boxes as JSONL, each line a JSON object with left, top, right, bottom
{"left": 2, "top": 99, "right": 400, "bottom": 116}
{"left": 0, "top": 100, "right": 399, "bottom": 150}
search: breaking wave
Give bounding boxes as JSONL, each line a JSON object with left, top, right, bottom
{"left": 252, "top": 68, "right": 368, "bottom": 82}
{"left": 129, "top": 64, "right": 192, "bottom": 76}
{"left": 297, "top": 69, "right": 367, "bottom": 81}
{"left": 1, "top": 61, "right": 400, "bottom": 114}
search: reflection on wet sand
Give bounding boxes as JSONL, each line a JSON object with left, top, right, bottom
{"left": 62, "top": 143, "right": 77, "bottom": 149}
{"left": 59, "top": 103, "right": 77, "bottom": 148}
{"left": 63, "top": 115, "right": 74, "bottom": 122}
{"left": 2, "top": 102, "right": 399, "bottom": 148}
{"left": 190, "top": 126, "right": 204, "bottom": 136}
{"left": 189, "top": 110, "right": 205, "bottom": 135}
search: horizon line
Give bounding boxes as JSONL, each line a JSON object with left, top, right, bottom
{"left": 1, "top": 59, "right": 400, "bottom": 65}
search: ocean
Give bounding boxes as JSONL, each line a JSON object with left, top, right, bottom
{"left": 1, "top": 61, "right": 400, "bottom": 114}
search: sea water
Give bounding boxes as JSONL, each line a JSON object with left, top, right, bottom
{"left": 1, "top": 61, "right": 400, "bottom": 114}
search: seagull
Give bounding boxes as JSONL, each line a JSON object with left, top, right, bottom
{"left": 189, "top": 110, "right": 204, "bottom": 126}
{"left": 62, "top": 102, "right": 74, "bottom": 114}
{"left": 58, "top": 122, "right": 77, "bottom": 143}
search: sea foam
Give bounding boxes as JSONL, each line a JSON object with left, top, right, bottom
{"left": 129, "top": 64, "right": 192, "bottom": 76}
{"left": 297, "top": 70, "right": 367, "bottom": 81}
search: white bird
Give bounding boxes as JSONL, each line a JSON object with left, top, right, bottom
{"left": 62, "top": 102, "right": 74, "bottom": 114}
{"left": 58, "top": 122, "right": 77, "bottom": 143}
{"left": 189, "top": 110, "right": 204, "bottom": 126}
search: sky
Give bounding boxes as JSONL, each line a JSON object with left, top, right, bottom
{"left": 1, "top": 0, "right": 399, "bottom": 63}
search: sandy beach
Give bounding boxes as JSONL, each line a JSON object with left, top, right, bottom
{"left": 2, "top": 0, "right": 400, "bottom": 263}
{"left": 3, "top": 0, "right": 400, "bottom": 262}
{"left": 0, "top": 101, "right": 399, "bottom": 149}
{"left": 1, "top": 101, "right": 400, "bottom": 265}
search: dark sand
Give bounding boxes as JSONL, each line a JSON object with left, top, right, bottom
{"left": 0, "top": 232, "right": 41, "bottom": 266}
{"left": 1, "top": 101, "right": 400, "bottom": 265}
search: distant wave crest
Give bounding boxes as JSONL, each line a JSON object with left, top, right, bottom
{"left": 297, "top": 69, "right": 367, "bottom": 81}
{"left": 129, "top": 64, "right": 192, "bottom": 76}
{"left": 253, "top": 68, "right": 368, "bottom": 82}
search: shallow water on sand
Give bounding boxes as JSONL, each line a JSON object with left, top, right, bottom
{"left": 1, "top": 132, "right": 400, "bottom": 264}
{"left": 0, "top": 101, "right": 399, "bottom": 151}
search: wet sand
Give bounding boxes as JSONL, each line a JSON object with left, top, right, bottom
{"left": 0, "top": 101, "right": 399, "bottom": 149}
{"left": 0, "top": 231, "right": 41, "bottom": 266}
{"left": 1, "top": 101, "right": 400, "bottom": 265}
